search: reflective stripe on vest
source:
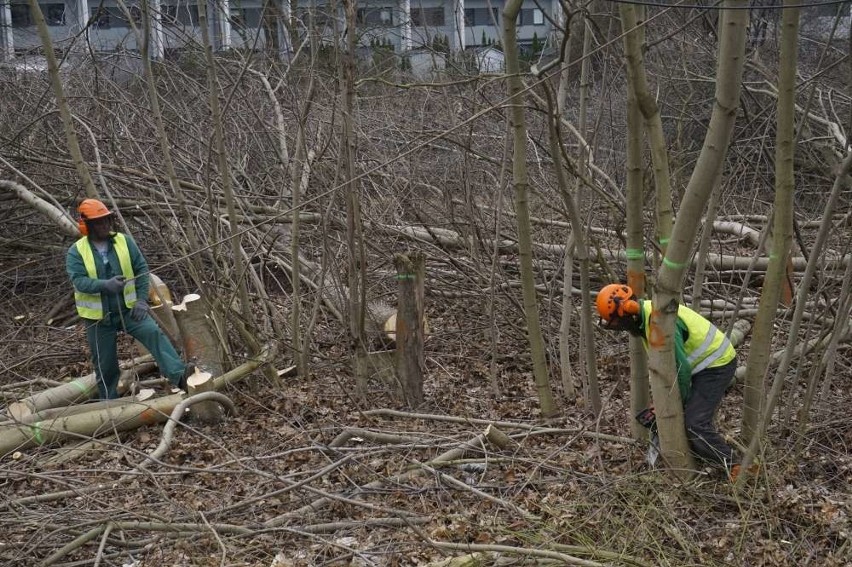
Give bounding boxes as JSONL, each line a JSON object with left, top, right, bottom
{"left": 675, "top": 304, "right": 734, "bottom": 373}
{"left": 74, "top": 233, "right": 138, "bottom": 320}
{"left": 641, "top": 301, "right": 735, "bottom": 374}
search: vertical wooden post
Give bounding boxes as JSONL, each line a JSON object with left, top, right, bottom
{"left": 394, "top": 252, "right": 425, "bottom": 406}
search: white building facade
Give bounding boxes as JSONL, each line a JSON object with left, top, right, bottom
{"left": 1, "top": 0, "right": 561, "bottom": 61}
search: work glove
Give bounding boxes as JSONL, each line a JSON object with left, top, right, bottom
{"left": 130, "top": 299, "right": 150, "bottom": 322}
{"left": 635, "top": 407, "right": 657, "bottom": 431}
{"left": 102, "top": 276, "right": 126, "bottom": 294}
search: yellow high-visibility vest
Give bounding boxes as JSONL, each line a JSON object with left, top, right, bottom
{"left": 641, "top": 302, "right": 735, "bottom": 373}
{"left": 73, "top": 233, "right": 138, "bottom": 320}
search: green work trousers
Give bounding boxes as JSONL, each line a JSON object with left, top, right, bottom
{"left": 85, "top": 310, "right": 185, "bottom": 399}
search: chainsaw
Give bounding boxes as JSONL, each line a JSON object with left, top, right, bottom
{"left": 636, "top": 407, "right": 660, "bottom": 466}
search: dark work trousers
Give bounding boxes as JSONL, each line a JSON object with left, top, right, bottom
{"left": 85, "top": 310, "right": 186, "bottom": 399}
{"left": 683, "top": 358, "right": 737, "bottom": 467}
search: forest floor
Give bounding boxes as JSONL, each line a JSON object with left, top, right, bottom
{"left": 1, "top": 288, "right": 851, "bottom": 567}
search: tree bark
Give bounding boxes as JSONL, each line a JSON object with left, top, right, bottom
{"left": 649, "top": 0, "right": 750, "bottom": 478}
{"left": 620, "top": 3, "right": 673, "bottom": 253}
{"left": 741, "top": 2, "right": 799, "bottom": 446}
{"left": 502, "top": 0, "right": 557, "bottom": 417}
{"left": 625, "top": 57, "right": 650, "bottom": 440}
{"left": 394, "top": 252, "right": 426, "bottom": 407}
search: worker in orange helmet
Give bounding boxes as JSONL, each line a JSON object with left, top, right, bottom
{"left": 66, "top": 199, "right": 191, "bottom": 399}
{"left": 596, "top": 284, "right": 753, "bottom": 480}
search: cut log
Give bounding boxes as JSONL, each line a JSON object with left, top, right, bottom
{"left": 0, "top": 393, "right": 184, "bottom": 457}
{"left": 14, "top": 389, "right": 157, "bottom": 425}
{"left": 6, "top": 358, "right": 156, "bottom": 422}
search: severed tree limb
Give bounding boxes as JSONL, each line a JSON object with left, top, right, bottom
{"left": 265, "top": 425, "right": 513, "bottom": 526}
{"left": 3, "top": 393, "right": 236, "bottom": 510}
{"left": 362, "top": 409, "right": 637, "bottom": 445}
{"left": 0, "top": 179, "right": 78, "bottom": 237}
{"left": 328, "top": 428, "right": 423, "bottom": 448}
{"left": 416, "top": 461, "right": 537, "bottom": 520}
{"left": 13, "top": 389, "right": 156, "bottom": 425}
{"left": 427, "top": 541, "right": 608, "bottom": 567}
{"left": 5, "top": 358, "right": 156, "bottom": 422}
{"left": 0, "top": 393, "right": 185, "bottom": 457}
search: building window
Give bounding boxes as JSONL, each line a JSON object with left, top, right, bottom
{"left": 161, "top": 4, "right": 199, "bottom": 26}
{"left": 411, "top": 7, "right": 444, "bottom": 27}
{"left": 519, "top": 8, "right": 544, "bottom": 26}
{"left": 91, "top": 7, "right": 136, "bottom": 28}
{"left": 295, "top": 7, "right": 337, "bottom": 30}
{"left": 43, "top": 3, "right": 65, "bottom": 26}
{"left": 91, "top": 6, "right": 111, "bottom": 28}
{"left": 230, "top": 6, "right": 245, "bottom": 28}
{"left": 357, "top": 7, "right": 393, "bottom": 26}
{"left": 10, "top": 3, "right": 67, "bottom": 27}
{"left": 10, "top": 3, "right": 32, "bottom": 27}
{"left": 464, "top": 7, "right": 497, "bottom": 26}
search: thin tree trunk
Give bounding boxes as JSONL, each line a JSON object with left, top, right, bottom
{"left": 395, "top": 252, "right": 426, "bottom": 407}
{"left": 738, "top": 149, "right": 852, "bottom": 486}
{"left": 502, "top": 0, "right": 557, "bottom": 417}
{"left": 545, "top": 89, "right": 600, "bottom": 416}
{"left": 619, "top": 3, "right": 672, "bottom": 253}
{"left": 740, "top": 2, "right": 799, "bottom": 446}
{"left": 649, "top": 0, "right": 750, "bottom": 477}
{"left": 691, "top": 182, "right": 722, "bottom": 311}
{"left": 138, "top": 0, "right": 206, "bottom": 284}
{"left": 290, "top": 78, "right": 316, "bottom": 377}
{"left": 625, "top": 73, "right": 650, "bottom": 440}
{"left": 25, "top": 0, "right": 97, "bottom": 198}
{"left": 341, "top": 0, "right": 369, "bottom": 398}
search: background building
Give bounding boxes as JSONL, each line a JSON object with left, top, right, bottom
{"left": 0, "top": 0, "right": 561, "bottom": 61}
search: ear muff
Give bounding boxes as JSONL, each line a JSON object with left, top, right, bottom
{"left": 619, "top": 298, "right": 640, "bottom": 317}
{"left": 78, "top": 218, "right": 88, "bottom": 235}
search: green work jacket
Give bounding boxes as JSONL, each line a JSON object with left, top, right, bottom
{"left": 66, "top": 232, "right": 150, "bottom": 321}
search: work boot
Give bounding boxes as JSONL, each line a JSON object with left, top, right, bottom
{"left": 177, "top": 364, "right": 195, "bottom": 392}
{"left": 729, "top": 462, "right": 761, "bottom": 482}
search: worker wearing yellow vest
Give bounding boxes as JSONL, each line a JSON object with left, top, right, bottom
{"left": 66, "top": 199, "right": 190, "bottom": 399}
{"left": 596, "top": 284, "right": 754, "bottom": 480}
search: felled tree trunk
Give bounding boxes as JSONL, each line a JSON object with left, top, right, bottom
{"left": 13, "top": 390, "right": 156, "bottom": 425}
{"left": 0, "top": 393, "right": 183, "bottom": 457}
{"left": 5, "top": 358, "right": 156, "bottom": 422}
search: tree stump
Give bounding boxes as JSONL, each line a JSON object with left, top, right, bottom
{"left": 186, "top": 369, "right": 222, "bottom": 423}
{"left": 172, "top": 294, "right": 225, "bottom": 374}
{"left": 394, "top": 252, "right": 426, "bottom": 407}
{"left": 173, "top": 294, "right": 226, "bottom": 423}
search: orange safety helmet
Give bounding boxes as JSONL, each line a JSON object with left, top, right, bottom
{"left": 596, "top": 284, "right": 641, "bottom": 322}
{"left": 77, "top": 198, "right": 112, "bottom": 235}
